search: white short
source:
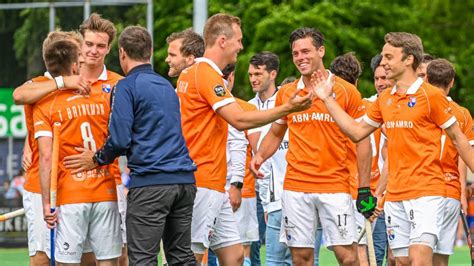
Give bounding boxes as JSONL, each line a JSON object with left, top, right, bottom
{"left": 353, "top": 200, "right": 373, "bottom": 245}
{"left": 117, "top": 184, "right": 127, "bottom": 245}
{"left": 385, "top": 196, "right": 445, "bottom": 254}
{"left": 55, "top": 201, "right": 122, "bottom": 263}
{"left": 434, "top": 198, "right": 460, "bottom": 255}
{"left": 234, "top": 197, "right": 259, "bottom": 244}
{"left": 191, "top": 188, "right": 241, "bottom": 253}
{"left": 23, "top": 190, "right": 50, "bottom": 258}
{"left": 280, "top": 190, "right": 356, "bottom": 248}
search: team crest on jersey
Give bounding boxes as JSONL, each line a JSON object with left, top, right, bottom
{"left": 102, "top": 84, "right": 111, "bottom": 93}
{"left": 407, "top": 97, "right": 416, "bottom": 108}
{"left": 387, "top": 229, "right": 395, "bottom": 240}
{"left": 214, "top": 85, "right": 226, "bottom": 97}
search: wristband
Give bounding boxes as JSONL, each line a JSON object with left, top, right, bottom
{"left": 54, "top": 76, "right": 65, "bottom": 90}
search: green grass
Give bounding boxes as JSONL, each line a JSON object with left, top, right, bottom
{"left": 0, "top": 246, "right": 471, "bottom": 265}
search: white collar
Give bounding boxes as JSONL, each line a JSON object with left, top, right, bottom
{"left": 97, "top": 65, "right": 108, "bottom": 81}
{"left": 447, "top": 96, "right": 453, "bottom": 102}
{"left": 194, "top": 57, "right": 223, "bottom": 76}
{"left": 365, "top": 94, "right": 378, "bottom": 102}
{"left": 297, "top": 70, "right": 333, "bottom": 90}
{"left": 297, "top": 77, "right": 305, "bottom": 90}
{"left": 44, "top": 72, "right": 53, "bottom": 79}
{"left": 390, "top": 77, "right": 423, "bottom": 95}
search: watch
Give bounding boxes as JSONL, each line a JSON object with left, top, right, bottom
{"left": 230, "top": 181, "right": 243, "bottom": 189}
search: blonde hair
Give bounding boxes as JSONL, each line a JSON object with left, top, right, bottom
{"left": 42, "top": 30, "right": 82, "bottom": 61}
{"left": 79, "top": 13, "right": 116, "bottom": 46}
{"left": 203, "top": 13, "right": 241, "bottom": 48}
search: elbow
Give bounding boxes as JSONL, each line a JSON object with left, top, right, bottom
{"left": 350, "top": 135, "right": 363, "bottom": 143}
{"left": 39, "top": 152, "right": 52, "bottom": 168}
{"left": 228, "top": 118, "right": 248, "bottom": 131}
{"left": 233, "top": 123, "right": 247, "bottom": 132}
{"left": 12, "top": 90, "right": 26, "bottom": 105}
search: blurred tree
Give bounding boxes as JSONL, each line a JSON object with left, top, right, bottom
{"left": 2, "top": 0, "right": 473, "bottom": 113}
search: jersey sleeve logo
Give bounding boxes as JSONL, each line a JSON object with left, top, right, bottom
{"left": 214, "top": 85, "right": 226, "bottom": 97}
{"left": 408, "top": 97, "right": 416, "bottom": 108}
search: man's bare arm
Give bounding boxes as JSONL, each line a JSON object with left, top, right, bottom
{"left": 356, "top": 136, "right": 372, "bottom": 188}
{"left": 13, "top": 75, "right": 91, "bottom": 105}
{"left": 312, "top": 70, "right": 376, "bottom": 142}
{"left": 250, "top": 122, "right": 287, "bottom": 178}
{"left": 37, "top": 137, "right": 57, "bottom": 228}
{"left": 445, "top": 123, "right": 474, "bottom": 172}
{"left": 22, "top": 137, "right": 32, "bottom": 171}
{"left": 375, "top": 140, "right": 388, "bottom": 198}
{"left": 217, "top": 90, "right": 312, "bottom": 131}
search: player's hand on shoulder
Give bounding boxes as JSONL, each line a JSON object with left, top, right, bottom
{"left": 64, "top": 75, "right": 91, "bottom": 95}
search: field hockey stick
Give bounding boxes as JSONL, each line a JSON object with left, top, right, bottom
{"left": 0, "top": 208, "right": 25, "bottom": 222}
{"left": 358, "top": 194, "right": 386, "bottom": 243}
{"left": 460, "top": 209, "right": 474, "bottom": 265}
{"left": 50, "top": 122, "right": 61, "bottom": 266}
{"left": 365, "top": 218, "right": 377, "bottom": 265}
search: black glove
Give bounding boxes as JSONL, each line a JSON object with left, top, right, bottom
{"left": 356, "top": 187, "right": 377, "bottom": 219}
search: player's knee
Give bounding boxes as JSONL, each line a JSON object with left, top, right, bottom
{"left": 291, "top": 249, "right": 313, "bottom": 264}
{"left": 337, "top": 252, "right": 358, "bottom": 266}
{"left": 31, "top": 251, "right": 50, "bottom": 266}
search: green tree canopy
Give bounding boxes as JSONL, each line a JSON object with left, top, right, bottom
{"left": 3, "top": 0, "right": 473, "bottom": 113}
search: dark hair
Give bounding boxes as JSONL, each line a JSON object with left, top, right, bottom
{"left": 119, "top": 26, "right": 152, "bottom": 61}
{"left": 370, "top": 54, "right": 382, "bottom": 73}
{"left": 166, "top": 28, "right": 204, "bottom": 58}
{"left": 427, "top": 58, "right": 455, "bottom": 89}
{"left": 222, "top": 64, "right": 236, "bottom": 80}
{"left": 289, "top": 27, "right": 324, "bottom": 49}
{"left": 79, "top": 13, "right": 116, "bottom": 46}
{"left": 422, "top": 53, "right": 434, "bottom": 63}
{"left": 44, "top": 40, "right": 79, "bottom": 77}
{"left": 330, "top": 52, "right": 362, "bottom": 85}
{"left": 249, "top": 51, "right": 279, "bottom": 73}
{"left": 384, "top": 32, "right": 423, "bottom": 71}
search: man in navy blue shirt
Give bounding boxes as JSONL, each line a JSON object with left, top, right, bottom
{"left": 64, "top": 26, "right": 197, "bottom": 266}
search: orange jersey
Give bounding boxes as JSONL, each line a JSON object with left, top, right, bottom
{"left": 90, "top": 69, "right": 123, "bottom": 185}
{"left": 276, "top": 75, "right": 365, "bottom": 193}
{"left": 364, "top": 78, "right": 456, "bottom": 201}
{"left": 24, "top": 70, "right": 122, "bottom": 192}
{"left": 23, "top": 76, "right": 50, "bottom": 193}
{"left": 33, "top": 75, "right": 120, "bottom": 205}
{"left": 442, "top": 98, "right": 474, "bottom": 200}
{"left": 177, "top": 58, "right": 236, "bottom": 192}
